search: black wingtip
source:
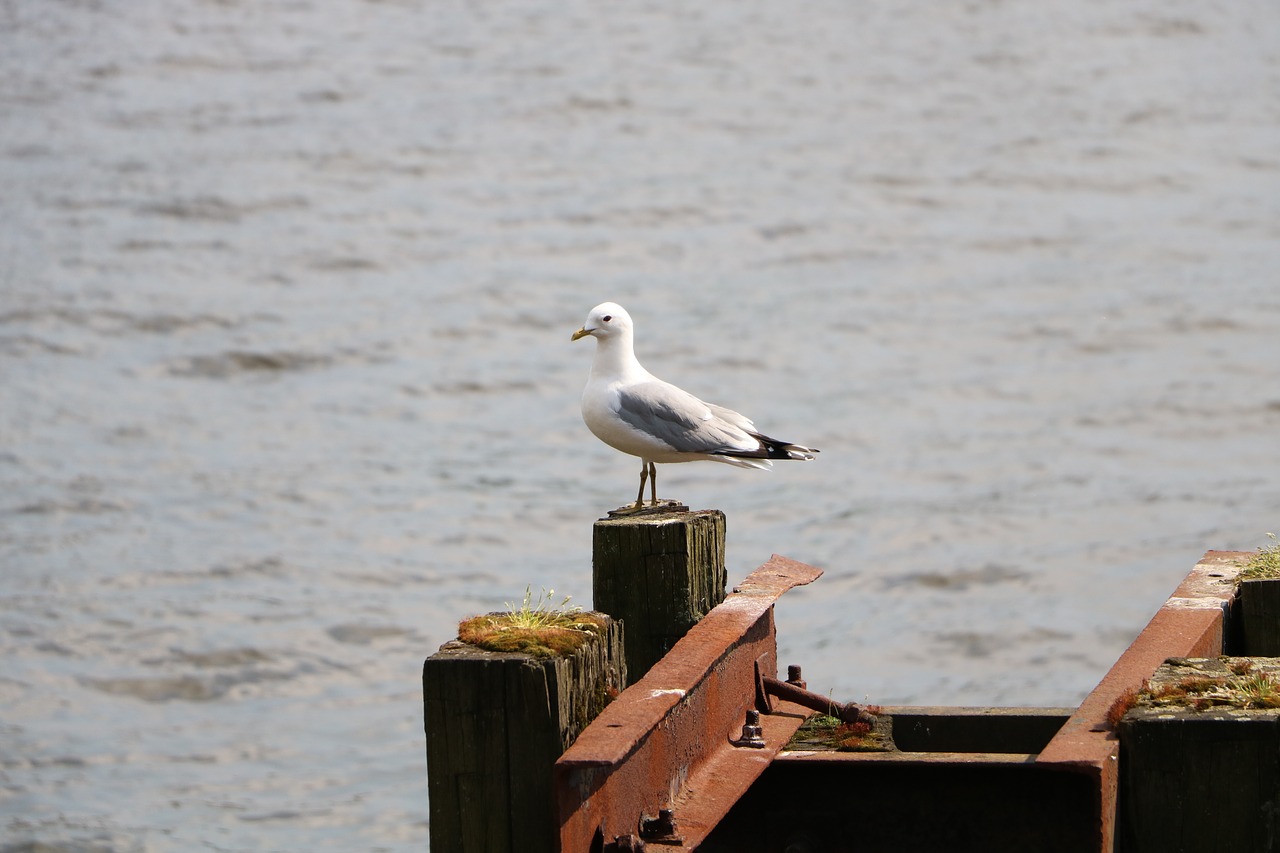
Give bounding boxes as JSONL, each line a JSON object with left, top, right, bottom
{"left": 758, "top": 435, "right": 818, "bottom": 461}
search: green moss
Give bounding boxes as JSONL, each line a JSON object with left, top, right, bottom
{"left": 787, "top": 713, "right": 895, "bottom": 752}
{"left": 458, "top": 611, "right": 607, "bottom": 657}
{"left": 458, "top": 587, "right": 607, "bottom": 658}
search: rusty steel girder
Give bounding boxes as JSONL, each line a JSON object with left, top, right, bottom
{"left": 555, "top": 554, "right": 823, "bottom": 852}
{"left": 702, "top": 550, "right": 1252, "bottom": 853}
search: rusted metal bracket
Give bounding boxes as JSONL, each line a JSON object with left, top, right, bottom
{"left": 555, "top": 554, "right": 823, "bottom": 853}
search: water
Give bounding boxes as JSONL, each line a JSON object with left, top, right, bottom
{"left": 2, "top": 0, "right": 1278, "bottom": 849}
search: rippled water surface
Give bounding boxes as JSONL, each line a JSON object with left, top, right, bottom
{"left": 3, "top": 1, "right": 1279, "bottom": 850}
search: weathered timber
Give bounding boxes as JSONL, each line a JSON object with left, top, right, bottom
{"left": 423, "top": 613, "right": 624, "bottom": 853}
{"left": 1239, "top": 579, "right": 1280, "bottom": 655}
{"left": 1117, "top": 657, "right": 1280, "bottom": 853}
{"left": 592, "top": 508, "right": 726, "bottom": 680}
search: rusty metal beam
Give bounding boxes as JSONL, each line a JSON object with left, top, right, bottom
{"left": 1034, "top": 550, "right": 1247, "bottom": 852}
{"left": 555, "top": 554, "right": 822, "bottom": 852}
{"left": 701, "top": 551, "right": 1253, "bottom": 853}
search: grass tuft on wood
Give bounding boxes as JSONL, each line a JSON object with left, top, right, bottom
{"left": 458, "top": 587, "right": 608, "bottom": 658}
{"left": 1238, "top": 533, "right": 1280, "bottom": 581}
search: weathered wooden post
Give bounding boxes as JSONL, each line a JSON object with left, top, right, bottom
{"left": 592, "top": 508, "right": 727, "bottom": 681}
{"left": 423, "top": 613, "right": 625, "bottom": 853}
{"left": 1239, "top": 578, "right": 1280, "bottom": 655}
{"left": 1117, "top": 657, "right": 1280, "bottom": 853}
{"left": 1234, "top": 541, "right": 1280, "bottom": 655}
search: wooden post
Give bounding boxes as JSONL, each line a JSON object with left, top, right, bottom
{"left": 1239, "top": 579, "right": 1280, "bottom": 655}
{"left": 1117, "top": 657, "right": 1280, "bottom": 853}
{"left": 592, "top": 509, "right": 727, "bottom": 681}
{"left": 423, "top": 614, "right": 625, "bottom": 853}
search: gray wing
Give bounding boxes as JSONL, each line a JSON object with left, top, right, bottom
{"left": 615, "top": 381, "right": 755, "bottom": 454}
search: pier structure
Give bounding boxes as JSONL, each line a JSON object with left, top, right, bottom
{"left": 424, "top": 507, "right": 1273, "bottom": 852}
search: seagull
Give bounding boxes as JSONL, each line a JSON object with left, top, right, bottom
{"left": 571, "top": 302, "right": 818, "bottom": 513}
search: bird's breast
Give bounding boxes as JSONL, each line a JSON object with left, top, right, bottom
{"left": 581, "top": 381, "right": 681, "bottom": 460}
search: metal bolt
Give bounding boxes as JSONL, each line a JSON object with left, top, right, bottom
{"left": 731, "top": 708, "right": 766, "bottom": 748}
{"left": 787, "top": 664, "right": 807, "bottom": 689}
{"left": 639, "top": 807, "right": 679, "bottom": 841}
{"left": 763, "top": 676, "right": 877, "bottom": 726}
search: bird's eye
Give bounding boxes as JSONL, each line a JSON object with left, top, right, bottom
{"left": 602, "top": 315, "right": 612, "bottom": 322}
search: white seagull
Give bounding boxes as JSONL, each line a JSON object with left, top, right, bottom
{"left": 571, "top": 302, "right": 818, "bottom": 513}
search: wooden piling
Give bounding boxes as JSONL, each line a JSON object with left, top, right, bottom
{"left": 1238, "top": 579, "right": 1280, "bottom": 655}
{"left": 423, "top": 614, "right": 625, "bottom": 853}
{"left": 1117, "top": 657, "right": 1280, "bottom": 853}
{"left": 592, "top": 509, "right": 727, "bottom": 681}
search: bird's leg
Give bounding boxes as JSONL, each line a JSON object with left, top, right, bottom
{"left": 647, "top": 461, "right": 658, "bottom": 506}
{"left": 633, "top": 460, "right": 649, "bottom": 512}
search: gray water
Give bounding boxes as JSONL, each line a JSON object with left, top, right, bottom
{"left": 3, "top": 0, "right": 1279, "bottom": 850}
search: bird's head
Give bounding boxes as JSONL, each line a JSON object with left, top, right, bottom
{"left": 572, "top": 302, "right": 632, "bottom": 342}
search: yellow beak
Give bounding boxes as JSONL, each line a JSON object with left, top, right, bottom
{"left": 571, "top": 327, "right": 592, "bottom": 341}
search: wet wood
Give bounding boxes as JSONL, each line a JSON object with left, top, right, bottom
{"left": 592, "top": 508, "right": 726, "bottom": 681}
{"left": 423, "top": 614, "right": 625, "bottom": 853}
